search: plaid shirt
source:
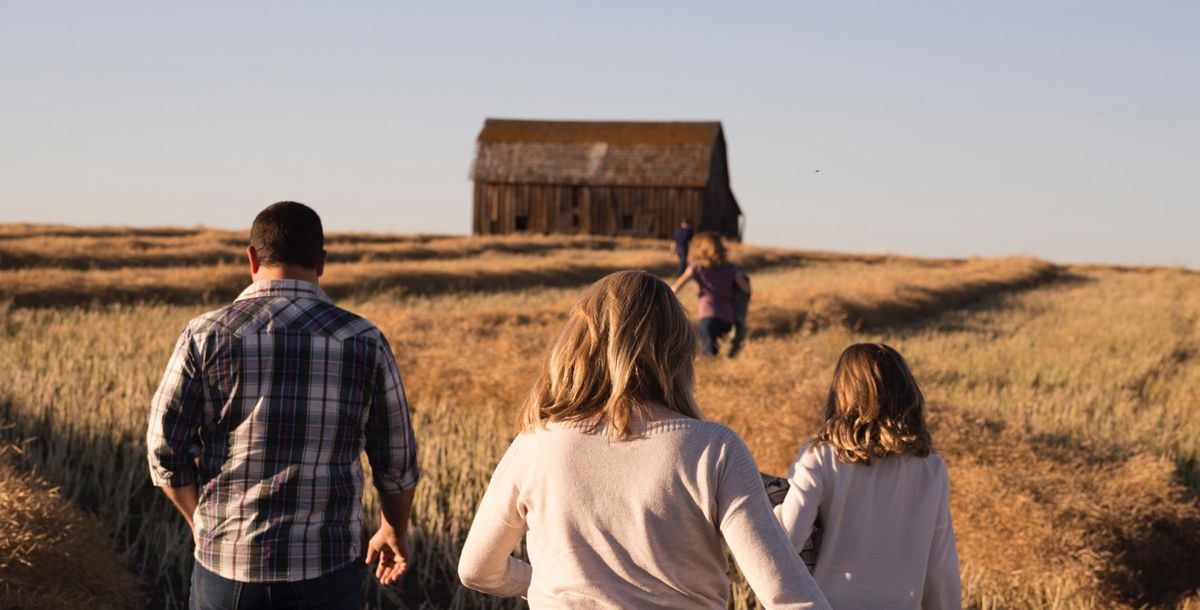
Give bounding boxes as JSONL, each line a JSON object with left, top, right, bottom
{"left": 147, "top": 279, "right": 419, "bottom": 582}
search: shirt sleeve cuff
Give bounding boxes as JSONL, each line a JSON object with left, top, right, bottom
{"left": 149, "top": 463, "right": 198, "bottom": 488}
{"left": 501, "top": 558, "right": 533, "bottom": 598}
{"left": 373, "top": 465, "right": 420, "bottom": 493}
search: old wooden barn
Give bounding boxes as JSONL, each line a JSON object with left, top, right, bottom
{"left": 470, "top": 119, "right": 743, "bottom": 240}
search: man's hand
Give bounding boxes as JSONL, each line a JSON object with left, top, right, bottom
{"left": 368, "top": 487, "right": 416, "bottom": 586}
{"left": 366, "top": 523, "right": 410, "bottom": 585}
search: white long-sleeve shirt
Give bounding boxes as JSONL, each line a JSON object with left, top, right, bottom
{"left": 775, "top": 441, "right": 961, "bottom": 610}
{"left": 458, "top": 417, "right": 831, "bottom": 609}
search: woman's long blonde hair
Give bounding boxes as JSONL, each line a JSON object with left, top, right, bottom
{"left": 519, "top": 270, "right": 702, "bottom": 438}
{"left": 816, "top": 343, "right": 932, "bottom": 464}
{"left": 689, "top": 232, "right": 727, "bottom": 268}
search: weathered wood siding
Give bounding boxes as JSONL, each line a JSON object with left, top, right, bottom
{"left": 473, "top": 183, "right": 706, "bottom": 238}
{"left": 473, "top": 183, "right": 583, "bottom": 235}
{"left": 586, "top": 186, "right": 705, "bottom": 238}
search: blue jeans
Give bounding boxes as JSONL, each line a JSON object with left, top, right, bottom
{"left": 698, "top": 317, "right": 733, "bottom": 356}
{"left": 190, "top": 561, "right": 364, "bottom": 610}
{"left": 675, "top": 248, "right": 689, "bottom": 276}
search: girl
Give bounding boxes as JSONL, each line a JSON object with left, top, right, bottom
{"left": 775, "top": 343, "right": 961, "bottom": 609}
{"left": 458, "top": 270, "right": 829, "bottom": 609}
{"left": 671, "top": 232, "right": 750, "bottom": 357}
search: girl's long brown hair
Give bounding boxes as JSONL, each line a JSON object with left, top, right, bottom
{"left": 519, "top": 270, "right": 702, "bottom": 438}
{"left": 816, "top": 343, "right": 932, "bottom": 464}
{"left": 688, "top": 232, "right": 728, "bottom": 268}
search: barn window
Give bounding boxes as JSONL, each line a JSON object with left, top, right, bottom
{"left": 620, "top": 214, "right": 634, "bottom": 230}
{"left": 572, "top": 214, "right": 580, "bottom": 228}
{"left": 515, "top": 215, "right": 529, "bottom": 231}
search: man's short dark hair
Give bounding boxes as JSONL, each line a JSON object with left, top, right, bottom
{"left": 250, "top": 201, "right": 325, "bottom": 269}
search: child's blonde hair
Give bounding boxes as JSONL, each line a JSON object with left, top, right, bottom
{"left": 519, "top": 270, "right": 702, "bottom": 439}
{"left": 688, "top": 232, "right": 728, "bottom": 268}
{"left": 817, "top": 343, "right": 932, "bottom": 464}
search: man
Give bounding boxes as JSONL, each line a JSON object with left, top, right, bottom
{"left": 672, "top": 218, "right": 694, "bottom": 276}
{"left": 147, "top": 202, "right": 419, "bottom": 609}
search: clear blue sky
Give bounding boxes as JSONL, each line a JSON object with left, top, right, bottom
{"left": 2, "top": 2, "right": 1197, "bottom": 267}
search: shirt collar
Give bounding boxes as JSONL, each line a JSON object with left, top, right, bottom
{"left": 234, "top": 279, "right": 332, "bottom": 303}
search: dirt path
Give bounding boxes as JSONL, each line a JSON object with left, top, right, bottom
{"left": 0, "top": 438, "right": 143, "bottom": 609}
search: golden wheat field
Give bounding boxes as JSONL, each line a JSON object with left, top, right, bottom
{"left": 1, "top": 225, "right": 1198, "bottom": 609}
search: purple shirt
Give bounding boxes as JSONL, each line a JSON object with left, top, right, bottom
{"left": 691, "top": 263, "right": 739, "bottom": 323}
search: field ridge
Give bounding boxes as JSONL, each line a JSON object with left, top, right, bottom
{"left": 1, "top": 225, "right": 1197, "bottom": 609}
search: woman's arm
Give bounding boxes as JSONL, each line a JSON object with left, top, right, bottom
{"left": 922, "top": 465, "right": 962, "bottom": 610}
{"left": 671, "top": 265, "right": 694, "bottom": 293}
{"left": 718, "top": 433, "right": 831, "bottom": 610}
{"left": 458, "top": 440, "right": 533, "bottom": 598}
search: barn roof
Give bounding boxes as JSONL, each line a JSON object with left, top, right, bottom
{"left": 472, "top": 119, "right": 723, "bottom": 188}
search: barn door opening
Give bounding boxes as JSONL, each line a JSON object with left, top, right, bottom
{"left": 557, "top": 186, "right": 582, "bottom": 234}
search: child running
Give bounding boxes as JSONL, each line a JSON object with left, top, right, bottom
{"left": 671, "top": 232, "right": 750, "bottom": 357}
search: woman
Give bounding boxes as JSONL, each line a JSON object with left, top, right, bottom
{"left": 458, "top": 270, "right": 829, "bottom": 609}
{"left": 671, "top": 232, "right": 750, "bottom": 357}
{"left": 775, "top": 344, "right": 961, "bottom": 609}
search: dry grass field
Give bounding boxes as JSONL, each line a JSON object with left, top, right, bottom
{"left": 1, "top": 225, "right": 1198, "bottom": 609}
{"left": 0, "top": 438, "right": 144, "bottom": 609}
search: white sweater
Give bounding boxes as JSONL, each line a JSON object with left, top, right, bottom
{"left": 775, "top": 442, "right": 961, "bottom": 610}
{"left": 458, "top": 417, "right": 831, "bottom": 609}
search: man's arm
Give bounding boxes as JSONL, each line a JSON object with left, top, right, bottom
{"left": 161, "top": 483, "right": 200, "bottom": 536}
{"left": 147, "top": 327, "right": 206, "bottom": 533}
{"left": 363, "top": 335, "right": 421, "bottom": 584}
{"left": 366, "top": 489, "right": 416, "bottom": 586}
